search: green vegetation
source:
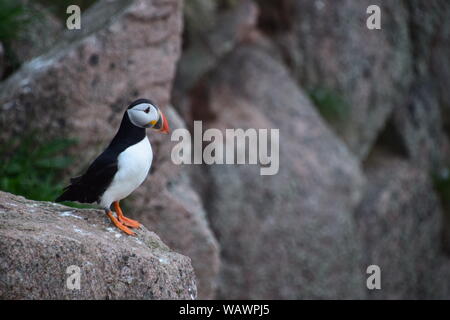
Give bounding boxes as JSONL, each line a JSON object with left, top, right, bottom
{"left": 0, "top": 135, "right": 74, "bottom": 201}
{"left": 0, "top": 0, "right": 97, "bottom": 41}
{"left": 433, "top": 168, "right": 450, "bottom": 205}
{"left": 308, "top": 87, "right": 350, "bottom": 124}
{"left": 0, "top": 0, "right": 98, "bottom": 78}
{"left": 0, "top": 0, "right": 37, "bottom": 78}
{"left": 0, "top": 135, "right": 93, "bottom": 208}
{"left": 0, "top": 0, "right": 31, "bottom": 41}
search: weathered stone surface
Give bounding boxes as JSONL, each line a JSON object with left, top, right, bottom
{"left": 183, "top": 0, "right": 218, "bottom": 37}
{"left": 174, "top": 0, "right": 259, "bottom": 113}
{"left": 406, "top": 0, "right": 450, "bottom": 130}
{"left": 0, "top": 191, "right": 197, "bottom": 300}
{"left": 258, "top": 0, "right": 413, "bottom": 160}
{"left": 187, "top": 43, "right": 366, "bottom": 299}
{"left": 390, "top": 82, "right": 449, "bottom": 171}
{"left": 356, "top": 153, "right": 450, "bottom": 299}
{"left": 388, "top": 0, "right": 450, "bottom": 171}
{"left": 0, "top": 0, "right": 220, "bottom": 299}
{"left": 1, "top": 0, "right": 448, "bottom": 300}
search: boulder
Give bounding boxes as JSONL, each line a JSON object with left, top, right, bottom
{"left": 390, "top": 82, "right": 449, "bottom": 172}
{"left": 258, "top": 0, "right": 413, "bottom": 160}
{"left": 0, "top": 191, "right": 197, "bottom": 300}
{"left": 187, "top": 43, "right": 366, "bottom": 299}
{"left": 174, "top": 0, "right": 259, "bottom": 117}
{"left": 388, "top": 0, "right": 450, "bottom": 171}
{"left": 355, "top": 153, "right": 450, "bottom": 299}
{"left": 406, "top": 0, "right": 450, "bottom": 130}
{"left": 0, "top": 0, "right": 220, "bottom": 299}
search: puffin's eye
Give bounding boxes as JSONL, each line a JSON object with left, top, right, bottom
{"left": 144, "top": 107, "right": 150, "bottom": 113}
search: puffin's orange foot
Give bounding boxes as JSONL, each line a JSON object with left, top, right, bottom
{"left": 118, "top": 215, "right": 141, "bottom": 229}
{"left": 113, "top": 201, "right": 141, "bottom": 228}
{"left": 106, "top": 211, "right": 135, "bottom": 236}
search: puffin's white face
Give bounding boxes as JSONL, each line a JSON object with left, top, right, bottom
{"left": 126, "top": 102, "right": 170, "bottom": 133}
{"left": 127, "top": 102, "right": 158, "bottom": 128}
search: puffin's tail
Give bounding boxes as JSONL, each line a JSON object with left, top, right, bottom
{"left": 55, "top": 187, "right": 80, "bottom": 202}
{"left": 55, "top": 176, "right": 89, "bottom": 203}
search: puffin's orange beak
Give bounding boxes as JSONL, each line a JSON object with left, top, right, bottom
{"left": 159, "top": 112, "right": 170, "bottom": 134}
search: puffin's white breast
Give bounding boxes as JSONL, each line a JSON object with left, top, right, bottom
{"left": 100, "top": 137, "right": 153, "bottom": 208}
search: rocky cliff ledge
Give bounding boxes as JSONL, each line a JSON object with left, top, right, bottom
{"left": 0, "top": 191, "right": 197, "bottom": 299}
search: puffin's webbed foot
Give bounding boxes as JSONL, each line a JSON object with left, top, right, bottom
{"left": 106, "top": 211, "right": 135, "bottom": 236}
{"left": 118, "top": 215, "right": 141, "bottom": 228}
{"left": 114, "top": 201, "right": 141, "bottom": 229}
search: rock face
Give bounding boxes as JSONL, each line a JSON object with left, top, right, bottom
{"left": 388, "top": 0, "right": 450, "bottom": 172}
{"left": 175, "top": 0, "right": 259, "bottom": 100}
{"left": 0, "top": 191, "right": 197, "bottom": 300}
{"left": 355, "top": 154, "right": 450, "bottom": 299}
{"left": 258, "top": 0, "right": 412, "bottom": 160}
{"left": 390, "top": 82, "right": 448, "bottom": 171}
{"left": 1, "top": 0, "right": 450, "bottom": 300}
{"left": 257, "top": 0, "right": 450, "bottom": 169}
{"left": 0, "top": 0, "right": 220, "bottom": 299}
{"left": 187, "top": 43, "right": 366, "bottom": 299}
{"left": 406, "top": 0, "right": 450, "bottom": 130}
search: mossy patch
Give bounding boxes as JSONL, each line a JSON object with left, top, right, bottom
{"left": 307, "top": 87, "right": 350, "bottom": 125}
{"left": 433, "top": 167, "right": 450, "bottom": 207}
{"left": 0, "top": 0, "right": 32, "bottom": 41}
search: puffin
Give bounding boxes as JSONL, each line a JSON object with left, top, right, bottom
{"left": 56, "top": 98, "right": 170, "bottom": 235}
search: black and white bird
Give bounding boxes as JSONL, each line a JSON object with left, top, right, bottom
{"left": 56, "top": 99, "right": 170, "bottom": 235}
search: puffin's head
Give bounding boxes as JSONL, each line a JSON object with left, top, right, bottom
{"left": 126, "top": 99, "right": 170, "bottom": 134}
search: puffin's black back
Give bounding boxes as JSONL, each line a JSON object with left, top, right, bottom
{"left": 56, "top": 102, "right": 147, "bottom": 205}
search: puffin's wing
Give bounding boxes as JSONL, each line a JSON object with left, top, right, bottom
{"left": 56, "top": 153, "right": 118, "bottom": 204}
